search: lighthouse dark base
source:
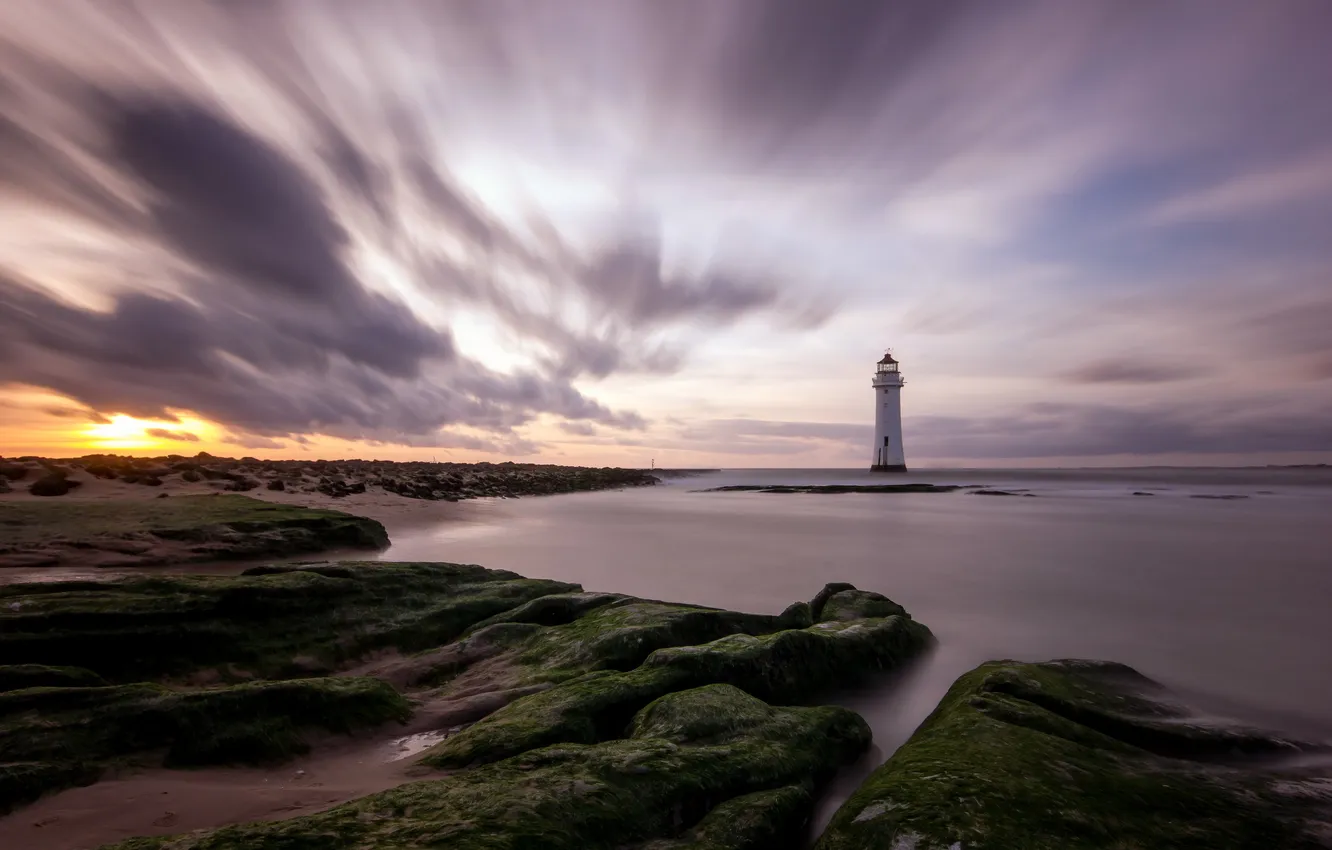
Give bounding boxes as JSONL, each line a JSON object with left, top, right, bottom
{"left": 870, "top": 464, "right": 908, "bottom": 473}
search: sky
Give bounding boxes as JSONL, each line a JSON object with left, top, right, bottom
{"left": 1, "top": 0, "right": 1330, "bottom": 468}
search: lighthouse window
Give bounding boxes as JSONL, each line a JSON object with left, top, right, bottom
{"left": 883, "top": 436, "right": 890, "bottom": 447}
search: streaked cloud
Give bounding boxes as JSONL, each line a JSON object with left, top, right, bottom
{"left": 0, "top": 0, "right": 1330, "bottom": 465}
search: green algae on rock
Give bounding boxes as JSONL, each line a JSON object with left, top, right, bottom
{"left": 0, "top": 561, "right": 577, "bottom": 681}
{"left": 816, "top": 659, "right": 1332, "bottom": 850}
{"left": 105, "top": 685, "right": 870, "bottom": 850}
{"left": 0, "top": 565, "right": 929, "bottom": 842}
{"left": 426, "top": 596, "right": 932, "bottom": 768}
{"left": 0, "top": 676, "right": 409, "bottom": 814}
{"left": 0, "top": 494, "right": 388, "bottom": 569}
{"left": 0, "top": 664, "right": 106, "bottom": 692}
{"left": 637, "top": 785, "right": 814, "bottom": 850}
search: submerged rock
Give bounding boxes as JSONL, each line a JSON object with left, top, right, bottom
{"left": 816, "top": 659, "right": 1332, "bottom": 849}
{"left": 703, "top": 484, "right": 962, "bottom": 494}
{"left": 106, "top": 685, "right": 870, "bottom": 850}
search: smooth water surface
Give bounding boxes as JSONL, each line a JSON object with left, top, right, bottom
{"left": 381, "top": 467, "right": 1332, "bottom": 826}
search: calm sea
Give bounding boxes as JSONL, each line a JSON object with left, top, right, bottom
{"left": 381, "top": 467, "right": 1332, "bottom": 828}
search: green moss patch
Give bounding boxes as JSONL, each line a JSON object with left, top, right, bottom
{"left": 0, "top": 663, "right": 106, "bottom": 691}
{"left": 0, "top": 561, "right": 577, "bottom": 681}
{"left": 816, "top": 659, "right": 1332, "bottom": 850}
{"left": 105, "top": 686, "right": 869, "bottom": 850}
{"left": 0, "top": 495, "right": 388, "bottom": 567}
{"left": 0, "top": 676, "right": 408, "bottom": 814}
{"left": 640, "top": 785, "right": 813, "bottom": 850}
{"left": 511, "top": 598, "right": 810, "bottom": 678}
{"left": 426, "top": 611, "right": 932, "bottom": 768}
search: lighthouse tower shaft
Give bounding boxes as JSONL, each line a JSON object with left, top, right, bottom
{"left": 870, "top": 354, "right": 906, "bottom": 472}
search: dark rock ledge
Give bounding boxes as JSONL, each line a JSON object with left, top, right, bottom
{"left": 0, "top": 562, "right": 933, "bottom": 849}
{"left": 817, "top": 659, "right": 1332, "bottom": 849}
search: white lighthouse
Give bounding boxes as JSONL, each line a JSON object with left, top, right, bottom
{"left": 870, "top": 350, "right": 907, "bottom": 472}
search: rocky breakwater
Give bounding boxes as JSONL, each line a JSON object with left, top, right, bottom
{"left": 0, "top": 454, "right": 660, "bottom": 502}
{"left": 0, "top": 495, "right": 388, "bottom": 569}
{"left": 818, "top": 660, "right": 1332, "bottom": 849}
{"left": 0, "top": 562, "right": 933, "bottom": 847}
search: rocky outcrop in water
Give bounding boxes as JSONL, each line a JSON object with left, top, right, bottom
{"left": 702, "top": 484, "right": 964, "bottom": 494}
{"left": 817, "top": 659, "right": 1332, "bottom": 849}
{"left": 0, "top": 565, "right": 932, "bottom": 842}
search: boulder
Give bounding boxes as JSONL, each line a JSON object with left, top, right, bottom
{"left": 815, "top": 589, "right": 906, "bottom": 622}
{"left": 428, "top": 600, "right": 932, "bottom": 768}
{"left": 28, "top": 474, "right": 81, "bottom": 496}
{"left": 816, "top": 659, "right": 1332, "bottom": 849}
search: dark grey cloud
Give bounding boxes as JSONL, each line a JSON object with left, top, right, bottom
{"left": 41, "top": 407, "right": 110, "bottom": 424}
{"left": 0, "top": 90, "right": 643, "bottom": 444}
{"left": 146, "top": 428, "right": 200, "bottom": 442}
{"left": 0, "top": 13, "right": 825, "bottom": 449}
{"left": 707, "top": 0, "right": 999, "bottom": 154}
{"left": 1063, "top": 359, "right": 1206, "bottom": 384}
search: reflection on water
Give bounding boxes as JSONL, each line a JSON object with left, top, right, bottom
{"left": 381, "top": 467, "right": 1332, "bottom": 821}
{"left": 385, "top": 730, "right": 455, "bottom": 762}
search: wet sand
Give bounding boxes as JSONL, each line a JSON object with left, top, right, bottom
{"left": 0, "top": 471, "right": 469, "bottom": 528}
{"left": 0, "top": 731, "right": 434, "bottom": 850}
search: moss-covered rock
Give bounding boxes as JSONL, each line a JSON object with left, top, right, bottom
{"left": 638, "top": 785, "right": 813, "bottom": 850}
{"left": 0, "top": 676, "right": 409, "bottom": 813}
{"left": 425, "top": 667, "right": 686, "bottom": 767}
{"left": 631, "top": 683, "right": 775, "bottom": 743}
{"left": 0, "top": 561, "right": 577, "bottom": 681}
{"left": 816, "top": 659, "right": 1332, "bottom": 850}
{"left": 0, "top": 663, "right": 106, "bottom": 692}
{"left": 815, "top": 589, "right": 907, "bottom": 622}
{"left": 0, "top": 495, "right": 387, "bottom": 568}
{"left": 644, "top": 616, "right": 932, "bottom": 703}
{"left": 106, "top": 686, "right": 870, "bottom": 850}
{"left": 426, "top": 611, "right": 932, "bottom": 768}
{"left": 511, "top": 598, "right": 809, "bottom": 678}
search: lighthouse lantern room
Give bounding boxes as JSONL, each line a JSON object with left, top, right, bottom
{"left": 870, "top": 350, "right": 907, "bottom": 472}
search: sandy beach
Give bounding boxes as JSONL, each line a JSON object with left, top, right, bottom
{"left": 0, "top": 468, "right": 473, "bottom": 527}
